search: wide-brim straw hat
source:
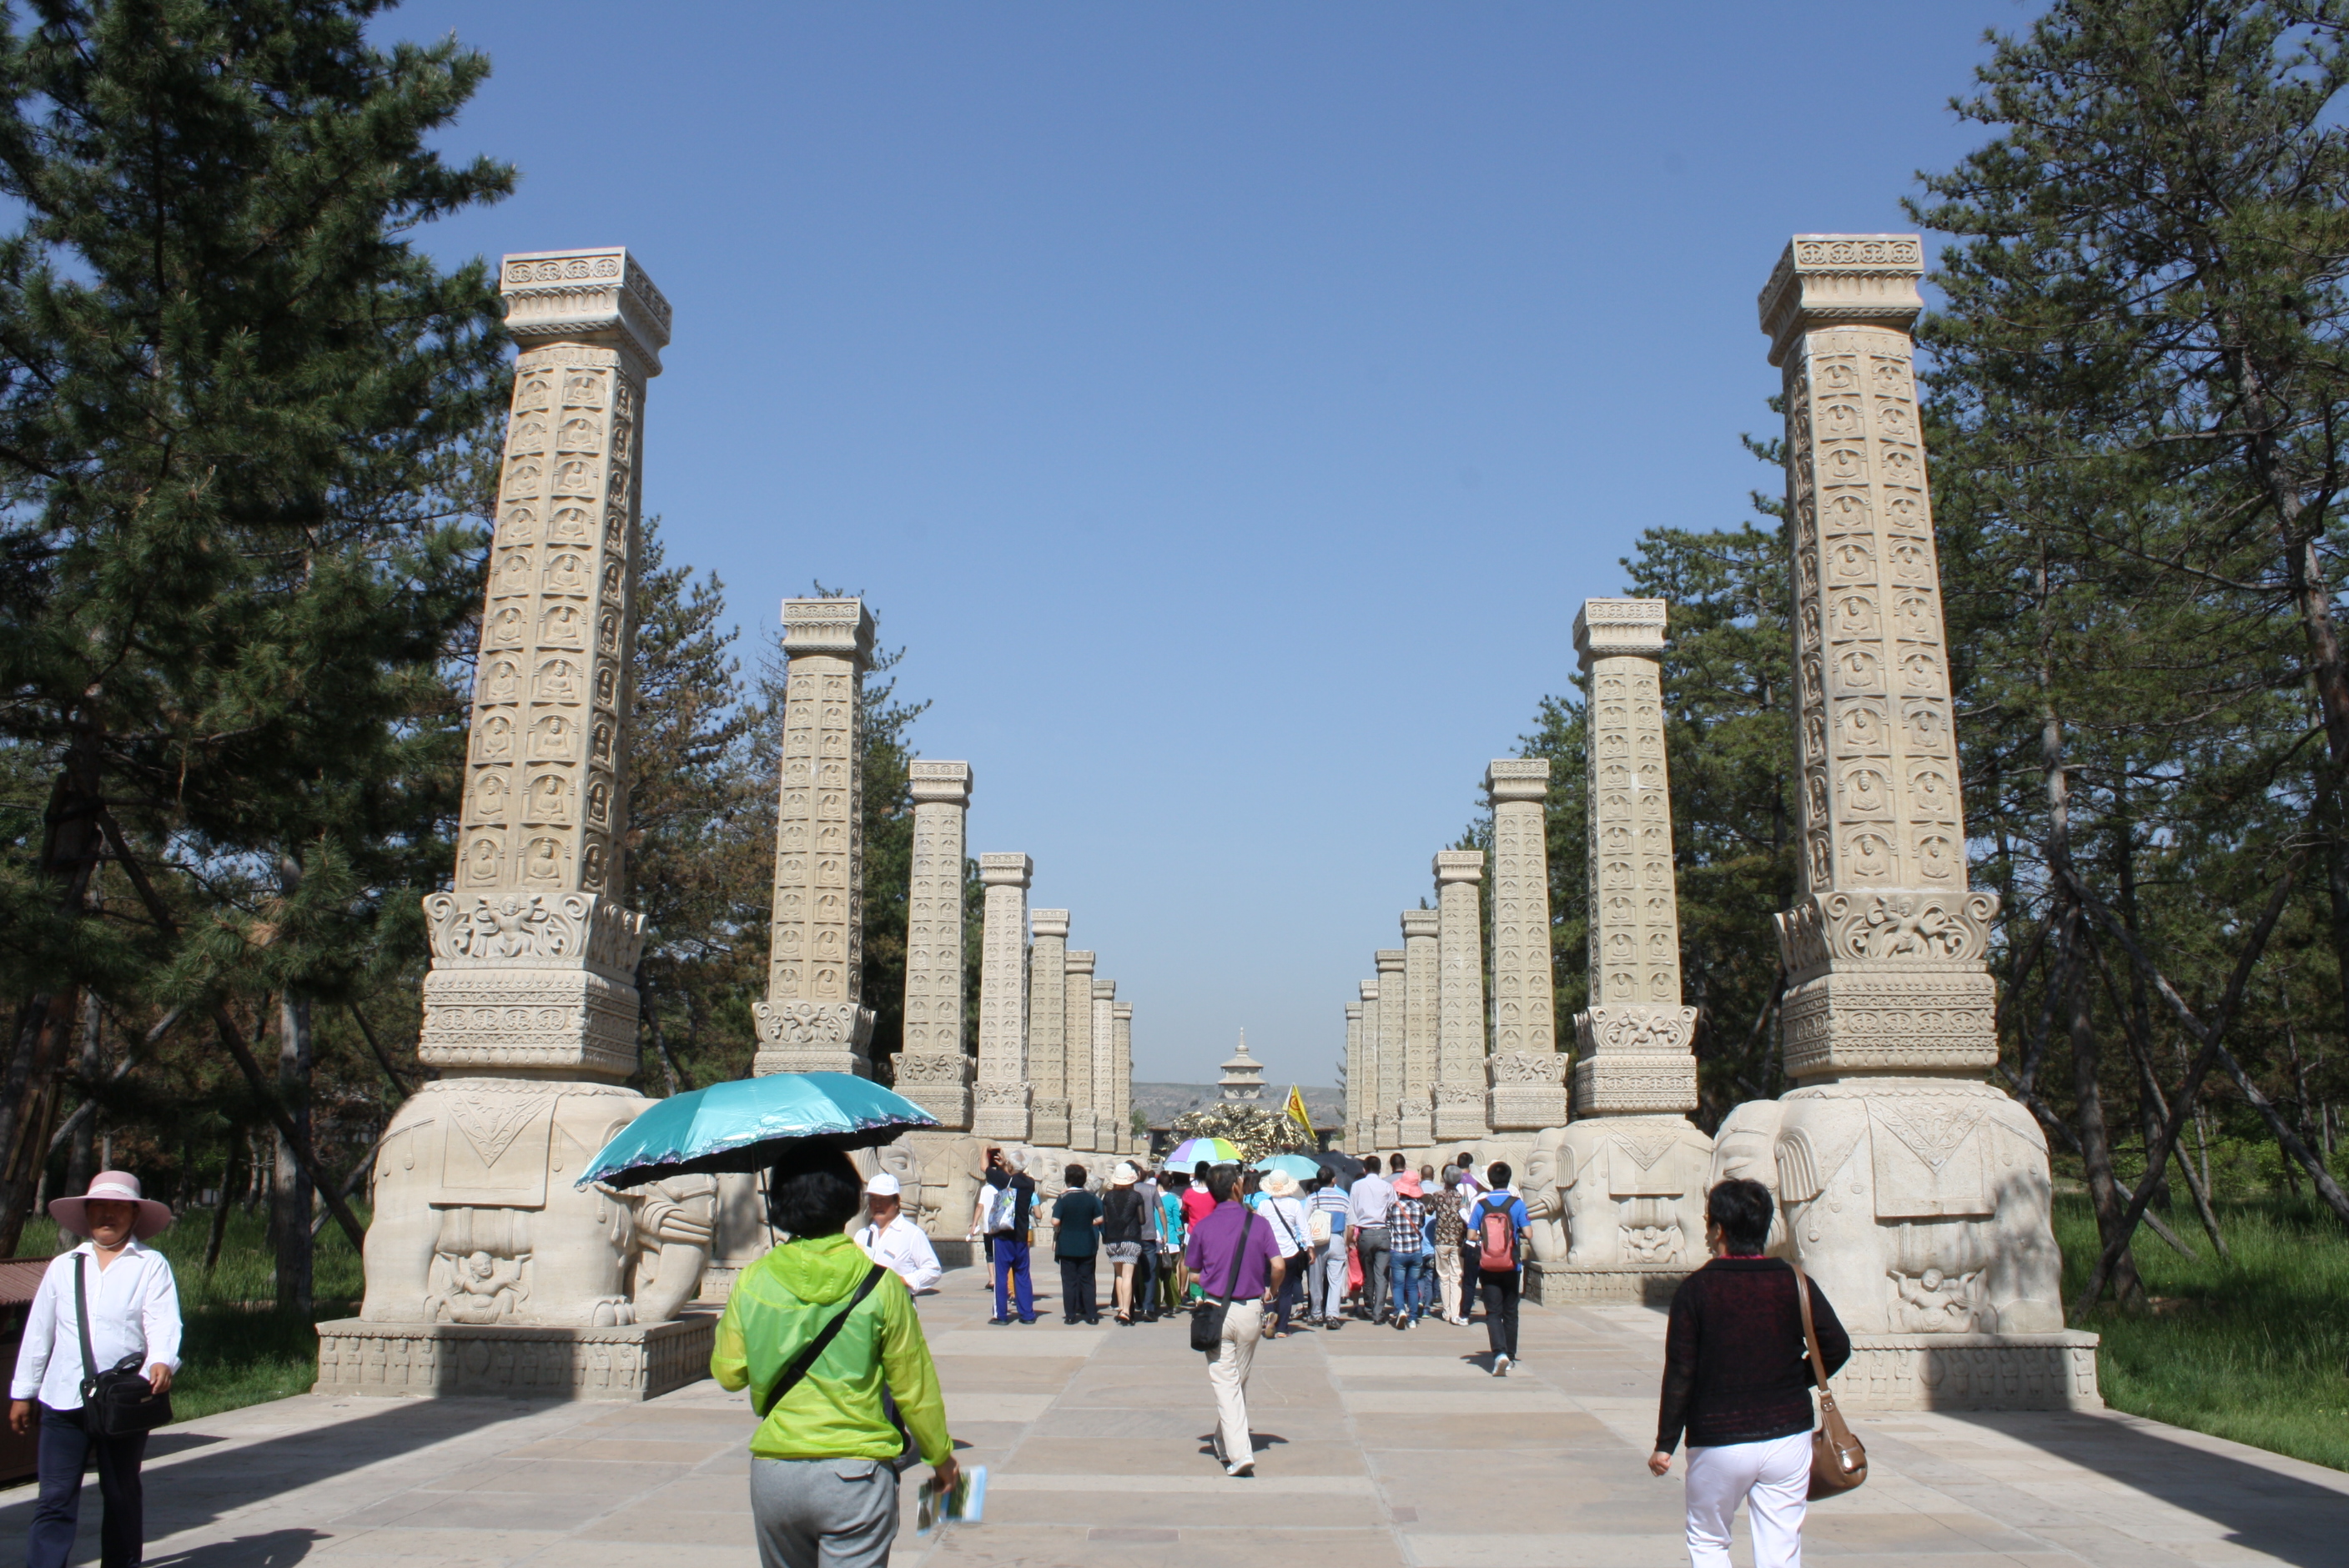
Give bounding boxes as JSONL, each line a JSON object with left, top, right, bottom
{"left": 51, "top": 1171, "right": 173, "bottom": 1242}
{"left": 1260, "top": 1168, "right": 1301, "bottom": 1198}
{"left": 1111, "top": 1163, "right": 1139, "bottom": 1187}
{"left": 1392, "top": 1171, "right": 1424, "bottom": 1198}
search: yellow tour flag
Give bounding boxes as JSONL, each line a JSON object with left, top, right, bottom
{"left": 1284, "top": 1084, "right": 1312, "bottom": 1131}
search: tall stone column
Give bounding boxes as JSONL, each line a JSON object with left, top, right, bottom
{"left": 1522, "top": 601, "right": 1713, "bottom": 1307}
{"left": 893, "top": 763, "right": 973, "bottom": 1126}
{"left": 1486, "top": 761, "right": 1566, "bottom": 1131}
{"left": 1433, "top": 851, "right": 1491, "bottom": 1142}
{"left": 754, "top": 598, "right": 877, "bottom": 1076}
{"left": 1570, "top": 601, "right": 1700, "bottom": 1117}
{"left": 1717, "top": 234, "right": 2090, "bottom": 1409}
{"left": 1398, "top": 910, "right": 1440, "bottom": 1148}
{"left": 327, "top": 248, "right": 720, "bottom": 1400}
{"left": 1027, "top": 910, "right": 1071, "bottom": 1147}
{"left": 1111, "top": 1003, "right": 1134, "bottom": 1153}
{"left": 1090, "top": 979, "right": 1118, "bottom": 1152}
{"left": 1372, "top": 950, "right": 1405, "bottom": 1149}
{"left": 1344, "top": 998, "right": 1366, "bottom": 1148}
{"left": 1065, "top": 950, "right": 1098, "bottom": 1150}
{"left": 973, "top": 854, "right": 1033, "bottom": 1140}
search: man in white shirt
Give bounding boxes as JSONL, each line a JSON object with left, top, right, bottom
{"left": 1347, "top": 1160, "right": 1397, "bottom": 1323}
{"left": 854, "top": 1173, "right": 943, "bottom": 1293}
{"left": 10, "top": 1171, "right": 182, "bottom": 1568}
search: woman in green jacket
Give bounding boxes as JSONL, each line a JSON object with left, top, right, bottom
{"left": 713, "top": 1147, "right": 958, "bottom": 1568}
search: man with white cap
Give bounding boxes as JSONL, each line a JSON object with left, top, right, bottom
{"left": 853, "top": 1173, "right": 943, "bottom": 1294}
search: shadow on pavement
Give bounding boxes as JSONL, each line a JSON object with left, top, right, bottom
{"left": 0, "top": 1397, "right": 551, "bottom": 1543}
{"left": 148, "top": 1528, "right": 329, "bottom": 1568}
{"left": 1949, "top": 1409, "right": 2346, "bottom": 1568}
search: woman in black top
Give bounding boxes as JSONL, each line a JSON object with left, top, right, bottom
{"left": 1648, "top": 1179, "right": 1849, "bottom": 1568}
{"left": 1100, "top": 1163, "right": 1149, "bottom": 1324}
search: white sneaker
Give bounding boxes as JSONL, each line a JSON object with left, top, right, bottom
{"left": 1227, "top": 1459, "right": 1255, "bottom": 1478}
{"left": 1493, "top": 1354, "right": 1512, "bottom": 1378}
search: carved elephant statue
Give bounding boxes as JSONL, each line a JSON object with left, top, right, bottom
{"left": 1772, "top": 1083, "right": 2064, "bottom": 1335}
{"left": 1708, "top": 1098, "right": 1792, "bottom": 1255}
{"left": 1543, "top": 1116, "right": 1713, "bottom": 1269}
{"left": 364, "top": 1078, "right": 712, "bottom": 1327}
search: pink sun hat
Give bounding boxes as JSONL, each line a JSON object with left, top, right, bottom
{"left": 51, "top": 1171, "right": 174, "bottom": 1242}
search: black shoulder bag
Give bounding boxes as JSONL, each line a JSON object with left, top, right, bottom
{"left": 75, "top": 1257, "right": 170, "bottom": 1439}
{"left": 1190, "top": 1211, "right": 1260, "bottom": 1354}
{"left": 755, "top": 1262, "right": 918, "bottom": 1472}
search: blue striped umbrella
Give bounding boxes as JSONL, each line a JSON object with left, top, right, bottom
{"left": 576, "top": 1072, "right": 939, "bottom": 1190}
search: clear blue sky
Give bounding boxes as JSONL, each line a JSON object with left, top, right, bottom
{"left": 381, "top": 1, "right": 2033, "bottom": 1089}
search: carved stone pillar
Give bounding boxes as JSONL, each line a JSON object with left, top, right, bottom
{"left": 754, "top": 598, "right": 877, "bottom": 1076}
{"left": 972, "top": 853, "right": 1033, "bottom": 1140}
{"left": 329, "top": 249, "right": 719, "bottom": 1401}
{"left": 1111, "top": 1003, "right": 1134, "bottom": 1153}
{"left": 1065, "top": 950, "right": 1098, "bottom": 1150}
{"left": 1344, "top": 999, "right": 1366, "bottom": 1148}
{"left": 1713, "top": 234, "right": 2091, "bottom": 1410}
{"left": 1372, "top": 950, "right": 1405, "bottom": 1149}
{"left": 1522, "top": 601, "right": 1713, "bottom": 1309}
{"left": 1570, "top": 600, "right": 1699, "bottom": 1117}
{"left": 1485, "top": 761, "right": 1566, "bottom": 1130}
{"left": 1090, "top": 979, "right": 1118, "bottom": 1150}
{"left": 1027, "top": 910, "right": 1071, "bottom": 1147}
{"left": 893, "top": 763, "right": 973, "bottom": 1126}
{"left": 1399, "top": 910, "right": 1440, "bottom": 1147}
{"left": 1434, "top": 851, "right": 1490, "bottom": 1142}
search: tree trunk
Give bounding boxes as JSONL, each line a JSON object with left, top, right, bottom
{"left": 64, "top": 990, "right": 101, "bottom": 1199}
{"left": 273, "top": 993, "right": 314, "bottom": 1316}
{"left": 2068, "top": 962, "right": 2145, "bottom": 1308}
{"left": 204, "top": 1132, "right": 240, "bottom": 1273}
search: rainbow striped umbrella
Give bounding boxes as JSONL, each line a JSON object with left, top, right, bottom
{"left": 1166, "top": 1136, "right": 1241, "bottom": 1168}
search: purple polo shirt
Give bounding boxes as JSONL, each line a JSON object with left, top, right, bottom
{"left": 1185, "top": 1201, "right": 1283, "bottom": 1298}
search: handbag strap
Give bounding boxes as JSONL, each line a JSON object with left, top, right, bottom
{"left": 1218, "top": 1211, "right": 1259, "bottom": 1307}
{"left": 757, "top": 1262, "right": 888, "bottom": 1420}
{"left": 73, "top": 1255, "right": 98, "bottom": 1389}
{"left": 1790, "top": 1262, "right": 1837, "bottom": 1405}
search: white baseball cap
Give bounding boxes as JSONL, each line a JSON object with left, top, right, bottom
{"left": 864, "top": 1173, "right": 903, "bottom": 1197}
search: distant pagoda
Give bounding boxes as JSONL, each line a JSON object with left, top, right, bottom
{"left": 1219, "top": 1030, "right": 1265, "bottom": 1103}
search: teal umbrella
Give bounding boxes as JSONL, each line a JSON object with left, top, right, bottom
{"left": 1252, "top": 1153, "right": 1323, "bottom": 1181}
{"left": 576, "top": 1072, "right": 939, "bottom": 1191}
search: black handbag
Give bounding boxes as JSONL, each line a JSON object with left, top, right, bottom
{"left": 74, "top": 1257, "right": 171, "bottom": 1439}
{"left": 755, "top": 1262, "right": 918, "bottom": 1473}
{"left": 1190, "top": 1212, "right": 1260, "bottom": 1354}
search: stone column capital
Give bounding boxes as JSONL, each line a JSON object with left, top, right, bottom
{"left": 1092, "top": 978, "right": 1117, "bottom": 1002}
{"left": 1574, "top": 598, "right": 1667, "bottom": 666}
{"left": 978, "top": 852, "right": 1032, "bottom": 887}
{"left": 1359, "top": 978, "right": 1378, "bottom": 1002}
{"left": 781, "top": 598, "right": 875, "bottom": 670}
{"left": 1485, "top": 758, "right": 1550, "bottom": 804}
{"left": 1401, "top": 909, "right": 1441, "bottom": 941}
{"left": 1112, "top": 1003, "right": 1132, "bottom": 1021}
{"left": 1030, "top": 907, "right": 1069, "bottom": 940}
{"left": 1346, "top": 1002, "right": 1362, "bottom": 1020}
{"left": 1374, "top": 948, "right": 1406, "bottom": 976}
{"left": 907, "top": 761, "right": 972, "bottom": 805}
{"left": 1758, "top": 233, "right": 1925, "bottom": 367}
{"left": 1433, "top": 849, "right": 1484, "bottom": 885}
{"left": 500, "top": 247, "right": 672, "bottom": 374}
{"left": 1066, "top": 949, "right": 1096, "bottom": 975}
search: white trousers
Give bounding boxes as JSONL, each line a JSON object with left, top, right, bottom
{"left": 1684, "top": 1430, "right": 1810, "bottom": 1568}
{"left": 1207, "top": 1299, "right": 1265, "bottom": 1466}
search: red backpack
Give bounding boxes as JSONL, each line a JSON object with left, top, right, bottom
{"left": 1475, "top": 1196, "right": 1517, "bottom": 1273}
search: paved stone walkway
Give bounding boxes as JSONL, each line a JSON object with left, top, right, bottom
{"left": 3, "top": 1266, "right": 2344, "bottom": 1567}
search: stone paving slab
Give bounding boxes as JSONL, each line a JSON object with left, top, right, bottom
{"left": 0, "top": 1263, "right": 2343, "bottom": 1567}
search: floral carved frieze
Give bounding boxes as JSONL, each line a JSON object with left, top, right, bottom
{"left": 752, "top": 998, "right": 877, "bottom": 1048}
{"left": 1775, "top": 890, "right": 1999, "bottom": 979}
{"left": 1574, "top": 1004, "right": 1699, "bottom": 1058}
{"left": 425, "top": 892, "right": 646, "bottom": 978}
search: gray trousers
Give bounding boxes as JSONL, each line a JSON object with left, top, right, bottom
{"left": 750, "top": 1456, "right": 900, "bottom": 1568}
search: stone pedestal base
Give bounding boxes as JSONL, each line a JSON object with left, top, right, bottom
{"left": 1069, "top": 1110, "right": 1099, "bottom": 1151}
{"left": 1031, "top": 1098, "right": 1072, "bottom": 1148}
{"left": 1372, "top": 1113, "right": 1398, "bottom": 1151}
{"left": 972, "top": 1083, "right": 1031, "bottom": 1142}
{"left": 1831, "top": 1331, "right": 2101, "bottom": 1411}
{"left": 314, "top": 1314, "right": 716, "bottom": 1401}
{"left": 1398, "top": 1100, "right": 1432, "bottom": 1148}
{"left": 1522, "top": 1262, "right": 1689, "bottom": 1306}
{"left": 1434, "top": 1089, "right": 1489, "bottom": 1143}
{"left": 892, "top": 1053, "right": 973, "bottom": 1128}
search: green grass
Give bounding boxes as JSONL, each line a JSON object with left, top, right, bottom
{"left": 2057, "top": 1192, "right": 2349, "bottom": 1471}
{"left": 17, "top": 1206, "right": 365, "bottom": 1423}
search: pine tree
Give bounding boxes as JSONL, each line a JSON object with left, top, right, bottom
{"left": 0, "top": 0, "right": 512, "bottom": 1260}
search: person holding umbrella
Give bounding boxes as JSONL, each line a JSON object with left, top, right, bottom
{"left": 714, "top": 1144, "right": 956, "bottom": 1568}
